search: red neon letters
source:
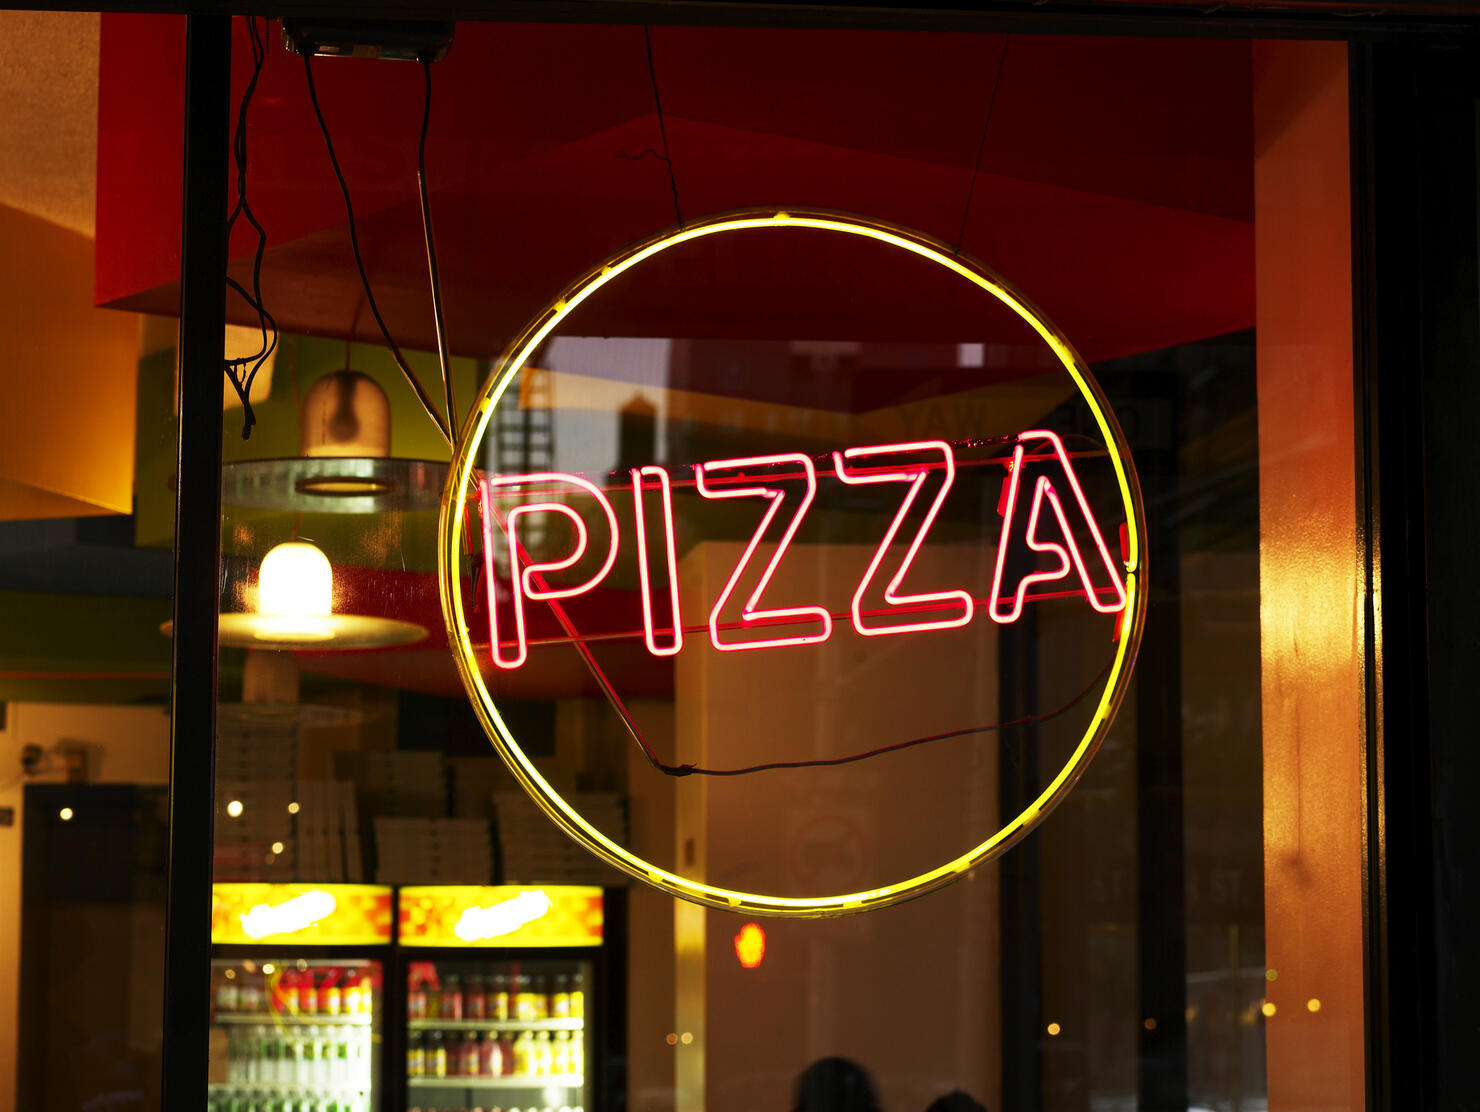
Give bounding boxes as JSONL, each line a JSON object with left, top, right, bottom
{"left": 478, "top": 432, "right": 1127, "bottom": 669}
{"left": 693, "top": 453, "right": 833, "bottom": 651}
{"left": 833, "top": 440, "right": 974, "bottom": 637}
{"left": 988, "top": 429, "right": 1128, "bottom": 624}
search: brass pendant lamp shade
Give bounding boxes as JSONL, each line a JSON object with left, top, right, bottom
{"left": 302, "top": 369, "right": 391, "bottom": 459}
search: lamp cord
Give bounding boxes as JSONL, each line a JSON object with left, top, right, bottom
{"left": 418, "top": 60, "right": 457, "bottom": 437}
{"left": 953, "top": 35, "right": 1010, "bottom": 257}
{"left": 660, "top": 654, "right": 1114, "bottom": 777}
{"left": 642, "top": 27, "right": 684, "bottom": 229}
{"left": 224, "top": 15, "right": 279, "bottom": 439}
{"left": 302, "top": 51, "right": 452, "bottom": 446}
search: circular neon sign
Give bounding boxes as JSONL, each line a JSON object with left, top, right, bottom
{"left": 438, "top": 209, "right": 1147, "bottom": 917}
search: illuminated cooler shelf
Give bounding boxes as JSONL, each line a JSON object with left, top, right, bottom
{"left": 406, "top": 1018, "right": 582, "bottom": 1032}
{"left": 208, "top": 1083, "right": 370, "bottom": 1092}
{"left": 407, "top": 1076, "right": 584, "bottom": 1090}
{"left": 214, "top": 1013, "right": 373, "bottom": 1026}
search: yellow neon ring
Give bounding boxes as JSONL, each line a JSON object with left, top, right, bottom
{"left": 438, "top": 208, "right": 1148, "bottom": 918}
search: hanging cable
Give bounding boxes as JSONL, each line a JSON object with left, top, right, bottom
{"left": 417, "top": 59, "right": 456, "bottom": 437}
{"left": 301, "top": 51, "right": 452, "bottom": 445}
{"left": 642, "top": 26, "right": 684, "bottom": 229}
{"left": 953, "top": 35, "right": 1011, "bottom": 257}
{"left": 224, "top": 15, "right": 279, "bottom": 439}
{"left": 649, "top": 654, "right": 1114, "bottom": 778}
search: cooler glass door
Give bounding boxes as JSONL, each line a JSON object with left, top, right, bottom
{"left": 209, "top": 957, "right": 382, "bottom": 1112}
{"left": 405, "top": 957, "right": 594, "bottom": 1112}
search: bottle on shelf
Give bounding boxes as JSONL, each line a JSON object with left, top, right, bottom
{"left": 459, "top": 1030, "right": 480, "bottom": 1076}
{"left": 446, "top": 1031, "right": 465, "bottom": 1076}
{"left": 428, "top": 1030, "right": 447, "bottom": 1078}
{"left": 299, "top": 971, "right": 318, "bottom": 1016}
{"left": 346, "top": 970, "right": 367, "bottom": 1018}
{"left": 551, "top": 1031, "right": 570, "bottom": 1076}
{"left": 320, "top": 969, "right": 342, "bottom": 1016}
{"left": 534, "top": 1031, "right": 553, "bottom": 1077}
{"left": 529, "top": 977, "right": 547, "bottom": 1024}
{"left": 513, "top": 975, "right": 534, "bottom": 1022}
{"left": 568, "top": 973, "right": 584, "bottom": 1020}
{"left": 512, "top": 1030, "right": 536, "bottom": 1076}
{"left": 443, "top": 974, "right": 464, "bottom": 1021}
{"left": 490, "top": 974, "right": 510, "bottom": 1022}
{"left": 408, "top": 972, "right": 427, "bottom": 1020}
{"left": 215, "top": 968, "right": 241, "bottom": 1015}
{"left": 408, "top": 1031, "right": 425, "bottom": 1078}
{"left": 550, "top": 976, "right": 570, "bottom": 1020}
{"left": 478, "top": 1031, "right": 503, "bottom": 1077}
{"left": 261, "top": 1027, "right": 280, "bottom": 1083}
{"left": 332, "top": 1029, "right": 351, "bottom": 1085}
{"left": 426, "top": 972, "right": 443, "bottom": 1020}
{"left": 569, "top": 1034, "right": 583, "bottom": 1079}
{"left": 466, "top": 975, "right": 487, "bottom": 1021}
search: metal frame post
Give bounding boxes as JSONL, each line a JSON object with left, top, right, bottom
{"left": 161, "top": 14, "right": 231, "bottom": 1112}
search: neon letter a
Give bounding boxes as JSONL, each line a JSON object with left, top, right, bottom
{"left": 988, "top": 429, "right": 1128, "bottom": 624}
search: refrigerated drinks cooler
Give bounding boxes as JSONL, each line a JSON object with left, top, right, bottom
{"left": 209, "top": 884, "right": 396, "bottom": 1112}
{"left": 397, "top": 886, "right": 614, "bottom": 1112}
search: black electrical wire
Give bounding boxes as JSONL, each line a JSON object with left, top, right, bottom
{"left": 657, "top": 654, "right": 1117, "bottom": 778}
{"left": 417, "top": 60, "right": 456, "bottom": 436}
{"left": 224, "top": 15, "right": 279, "bottom": 439}
{"left": 953, "top": 35, "right": 1011, "bottom": 257}
{"left": 642, "top": 27, "right": 684, "bottom": 229}
{"left": 302, "top": 51, "right": 452, "bottom": 446}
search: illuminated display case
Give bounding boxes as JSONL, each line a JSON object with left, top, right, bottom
{"left": 396, "top": 886, "right": 620, "bottom": 1112}
{"left": 209, "top": 884, "right": 394, "bottom": 1112}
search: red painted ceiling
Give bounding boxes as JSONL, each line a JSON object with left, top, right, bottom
{"left": 95, "top": 18, "right": 1255, "bottom": 698}
{"left": 96, "top": 18, "right": 1254, "bottom": 368}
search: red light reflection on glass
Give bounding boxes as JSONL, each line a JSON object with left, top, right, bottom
{"left": 734, "top": 922, "right": 766, "bottom": 968}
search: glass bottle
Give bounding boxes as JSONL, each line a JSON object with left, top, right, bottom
{"left": 460, "top": 1031, "right": 481, "bottom": 1076}
{"left": 428, "top": 1030, "right": 447, "bottom": 1078}
{"left": 299, "top": 970, "right": 318, "bottom": 1015}
{"left": 407, "top": 973, "right": 426, "bottom": 1020}
{"left": 407, "top": 1032, "right": 425, "bottom": 1078}
{"left": 479, "top": 1031, "right": 503, "bottom": 1077}
{"left": 534, "top": 1031, "right": 553, "bottom": 1077}
{"left": 568, "top": 972, "right": 584, "bottom": 1020}
{"left": 550, "top": 976, "right": 570, "bottom": 1020}
{"left": 442, "top": 974, "right": 463, "bottom": 1021}
{"left": 465, "top": 975, "right": 487, "bottom": 1020}
{"left": 490, "top": 974, "right": 510, "bottom": 1021}
{"left": 320, "top": 970, "right": 342, "bottom": 1016}
{"left": 512, "top": 1030, "right": 535, "bottom": 1076}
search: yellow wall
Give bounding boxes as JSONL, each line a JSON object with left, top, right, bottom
{"left": 0, "top": 203, "right": 138, "bottom": 520}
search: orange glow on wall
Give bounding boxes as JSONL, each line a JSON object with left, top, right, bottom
{"left": 734, "top": 923, "right": 766, "bottom": 969}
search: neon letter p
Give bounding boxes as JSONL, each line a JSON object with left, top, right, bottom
{"left": 479, "top": 473, "right": 620, "bottom": 670}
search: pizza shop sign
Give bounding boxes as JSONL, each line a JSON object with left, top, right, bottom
{"left": 437, "top": 210, "right": 1147, "bottom": 918}
{"left": 477, "top": 430, "right": 1129, "bottom": 670}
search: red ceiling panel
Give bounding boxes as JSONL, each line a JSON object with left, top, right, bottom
{"left": 96, "top": 18, "right": 1254, "bottom": 366}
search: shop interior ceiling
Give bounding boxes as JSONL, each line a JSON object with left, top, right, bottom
{"left": 15, "top": 17, "right": 1255, "bottom": 705}
{"left": 96, "top": 18, "right": 1254, "bottom": 365}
